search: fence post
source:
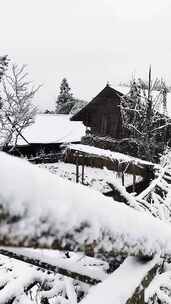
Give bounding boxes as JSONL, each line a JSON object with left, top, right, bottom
{"left": 133, "top": 164, "right": 136, "bottom": 192}
{"left": 82, "top": 164, "right": 85, "bottom": 184}
{"left": 76, "top": 153, "right": 79, "bottom": 183}
{"left": 122, "top": 172, "right": 124, "bottom": 186}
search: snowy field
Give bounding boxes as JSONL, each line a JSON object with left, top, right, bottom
{"left": 40, "top": 161, "right": 142, "bottom": 193}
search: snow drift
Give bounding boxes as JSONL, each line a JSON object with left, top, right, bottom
{"left": 0, "top": 152, "right": 171, "bottom": 258}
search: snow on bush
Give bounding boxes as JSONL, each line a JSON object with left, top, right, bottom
{"left": 0, "top": 152, "right": 171, "bottom": 259}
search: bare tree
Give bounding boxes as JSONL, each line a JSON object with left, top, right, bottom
{"left": 120, "top": 67, "right": 170, "bottom": 161}
{"left": 0, "top": 63, "right": 40, "bottom": 147}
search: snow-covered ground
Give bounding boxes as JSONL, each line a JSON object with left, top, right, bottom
{"left": 17, "top": 114, "right": 85, "bottom": 145}
{"left": 0, "top": 152, "right": 171, "bottom": 259}
{"left": 40, "top": 162, "right": 142, "bottom": 193}
{"left": 0, "top": 152, "right": 171, "bottom": 303}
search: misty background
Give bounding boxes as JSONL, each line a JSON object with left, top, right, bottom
{"left": 1, "top": 0, "right": 171, "bottom": 111}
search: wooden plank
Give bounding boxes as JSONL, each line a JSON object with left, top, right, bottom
{"left": 80, "top": 257, "right": 161, "bottom": 304}
{"left": 133, "top": 164, "right": 136, "bottom": 193}
{"left": 65, "top": 147, "right": 154, "bottom": 177}
{"left": 126, "top": 261, "right": 160, "bottom": 304}
{"left": 0, "top": 249, "right": 101, "bottom": 285}
{"left": 122, "top": 172, "right": 125, "bottom": 186}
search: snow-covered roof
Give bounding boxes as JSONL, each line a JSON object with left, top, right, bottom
{"left": 71, "top": 84, "right": 123, "bottom": 121}
{"left": 68, "top": 144, "right": 155, "bottom": 167}
{"left": 17, "top": 114, "right": 85, "bottom": 145}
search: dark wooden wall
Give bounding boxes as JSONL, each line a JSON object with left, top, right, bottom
{"left": 83, "top": 96, "right": 123, "bottom": 139}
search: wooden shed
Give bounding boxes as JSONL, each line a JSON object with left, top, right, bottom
{"left": 71, "top": 84, "right": 124, "bottom": 139}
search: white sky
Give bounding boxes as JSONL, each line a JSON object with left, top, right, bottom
{"left": 1, "top": 0, "right": 171, "bottom": 110}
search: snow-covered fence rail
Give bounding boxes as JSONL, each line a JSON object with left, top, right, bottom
{"left": 80, "top": 256, "right": 161, "bottom": 304}
{"left": 65, "top": 144, "right": 155, "bottom": 177}
{"left": 0, "top": 251, "right": 163, "bottom": 304}
{"left": 0, "top": 248, "right": 103, "bottom": 285}
{"left": 0, "top": 247, "right": 163, "bottom": 304}
{"left": 0, "top": 248, "right": 108, "bottom": 303}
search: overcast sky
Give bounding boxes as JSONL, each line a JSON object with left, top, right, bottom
{"left": 1, "top": 0, "right": 171, "bottom": 110}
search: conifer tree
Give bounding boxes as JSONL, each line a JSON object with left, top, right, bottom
{"left": 56, "top": 78, "right": 74, "bottom": 114}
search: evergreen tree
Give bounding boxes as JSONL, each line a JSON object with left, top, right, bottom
{"left": 56, "top": 78, "right": 74, "bottom": 114}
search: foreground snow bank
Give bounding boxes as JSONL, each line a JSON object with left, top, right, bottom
{"left": 0, "top": 152, "right": 171, "bottom": 258}
{"left": 81, "top": 256, "right": 160, "bottom": 304}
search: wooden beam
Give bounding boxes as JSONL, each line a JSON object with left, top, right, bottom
{"left": 0, "top": 249, "right": 101, "bottom": 285}
{"left": 122, "top": 172, "right": 125, "bottom": 186}
{"left": 81, "top": 257, "right": 161, "bottom": 304}
{"left": 126, "top": 260, "right": 160, "bottom": 304}
{"left": 82, "top": 164, "right": 85, "bottom": 184}
{"left": 133, "top": 164, "right": 136, "bottom": 193}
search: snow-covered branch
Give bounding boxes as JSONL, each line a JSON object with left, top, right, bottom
{"left": 0, "top": 63, "right": 40, "bottom": 147}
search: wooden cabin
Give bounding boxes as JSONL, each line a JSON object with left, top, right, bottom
{"left": 71, "top": 84, "right": 124, "bottom": 139}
